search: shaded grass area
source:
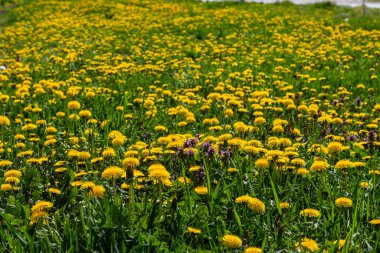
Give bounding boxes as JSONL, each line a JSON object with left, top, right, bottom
{"left": 0, "top": 0, "right": 30, "bottom": 26}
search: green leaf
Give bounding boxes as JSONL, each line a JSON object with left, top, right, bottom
{"left": 269, "top": 176, "right": 282, "bottom": 215}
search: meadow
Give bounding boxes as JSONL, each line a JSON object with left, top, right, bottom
{"left": 0, "top": 0, "right": 380, "bottom": 252}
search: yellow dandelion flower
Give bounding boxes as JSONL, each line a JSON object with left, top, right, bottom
{"left": 333, "top": 239, "right": 346, "bottom": 250}
{"left": 71, "top": 181, "right": 83, "bottom": 187}
{"left": 335, "top": 197, "right": 353, "bottom": 208}
{"left": 177, "top": 176, "right": 191, "bottom": 184}
{"left": 22, "top": 123, "right": 38, "bottom": 131}
{"left": 89, "top": 185, "right": 106, "bottom": 198}
{"left": 5, "top": 177, "right": 20, "bottom": 184}
{"left": 310, "top": 160, "right": 329, "bottom": 172}
{"left": 121, "top": 182, "right": 143, "bottom": 190}
{"left": 132, "top": 170, "right": 144, "bottom": 178}
{"left": 17, "top": 150, "right": 33, "bottom": 157}
{"left": 0, "top": 160, "right": 13, "bottom": 167}
{"left": 280, "top": 202, "right": 291, "bottom": 209}
{"left": 148, "top": 163, "right": 171, "bottom": 185}
{"left": 353, "top": 162, "right": 365, "bottom": 167}
{"left": 194, "top": 186, "right": 208, "bottom": 195}
{"left": 335, "top": 160, "right": 354, "bottom": 170}
{"left": 189, "top": 165, "right": 201, "bottom": 172}
{"left": 4, "top": 170, "right": 22, "bottom": 178}
{"left": 222, "top": 235, "right": 242, "bottom": 249}
{"left": 150, "top": 147, "right": 163, "bottom": 154}
{"left": 15, "top": 134, "right": 25, "bottom": 140}
{"left": 91, "top": 157, "right": 104, "bottom": 164}
{"left": 79, "top": 110, "right": 92, "bottom": 118}
{"left": 148, "top": 163, "right": 166, "bottom": 172}
{"left": 300, "top": 208, "right": 321, "bottom": 218}
{"left": 247, "top": 198, "right": 266, "bottom": 214}
{"left": 369, "top": 219, "right": 380, "bottom": 225}
{"left": 101, "top": 166, "right": 126, "bottom": 180}
{"left": 244, "top": 247, "right": 263, "bottom": 253}
{"left": 255, "top": 158, "right": 269, "bottom": 169}
{"left": 122, "top": 157, "right": 140, "bottom": 168}
{"left": 265, "top": 150, "right": 284, "bottom": 159}
{"left": 254, "top": 117, "right": 266, "bottom": 125}
{"left": 69, "top": 113, "right": 79, "bottom": 121}
{"left": 291, "top": 158, "right": 305, "bottom": 166}
{"left": 187, "top": 227, "right": 202, "bottom": 234}
{"left": 272, "top": 125, "right": 284, "bottom": 133}
{"left": 108, "top": 130, "right": 125, "bottom": 140}
{"left": 124, "top": 150, "right": 139, "bottom": 157}
{"left": 219, "top": 134, "right": 233, "bottom": 142}
{"left": 77, "top": 151, "right": 91, "bottom": 160}
{"left": 121, "top": 182, "right": 131, "bottom": 189}
{"left": 56, "top": 112, "right": 65, "bottom": 117}
{"left": 154, "top": 125, "right": 167, "bottom": 131}
{"left": 148, "top": 168, "right": 170, "bottom": 181}
{"left": 227, "top": 167, "right": 238, "bottom": 173}
{"left": 1, "top": 184, "right": 13, "bottom": 191}
{"left": 369, "top": 170, "right": 380, "bottom": 176}
{"left": 67, "top": 101, "right": 81, "bottom": 110}
{"left": 31, "top": 201, "right": 53, "bottom": 213}
{"left": 224, "top": 109, "right": 234, "bottom": 117}
{"left": 75, "top": 171, "right": 87, "bottom": 177}
{"left": 81, "top": 181, "right": 96, "bottom": 189}
{"left": 296, "top": 168, "right": 309, "bottom": 175}
{"left": 112, "top": 137, "right": 126, "bottom": 147}
{"left": 48, "top": 188, "right": 61, "bottom": 195}
{"left": 102, "top": 148, "right": 116, "bottom": 158}
{"left": 44, "top": 139, "right": 57, "bottom": 146}
{"left": 54, "top": 167, "right": 67, "bottom": 173}
{"left": 360, "top": 182, "right": 372, "bottom": 189}
{"left": 177, "top": 121, "right": 187, "bottom": 127}
{"left": 0, "top": 115, "right": 11, "bottom": 126}
{"left": 296, "top": 238, "right": 319, "bottom": 252}
{"left": 235, "top": 195, "right": 253, "bottom": 204}
{"left": 30, "top": 211, "right": 48, "bottom": 225}
{"left": 46, "top": 126, "right": 57, "bottom": 133}
{"left": 327, "top": 141, "right": 343, "bottom": 154}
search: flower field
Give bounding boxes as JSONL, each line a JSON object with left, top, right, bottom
{"left": 0, "top": 0, "right": 380, "bottom": 252}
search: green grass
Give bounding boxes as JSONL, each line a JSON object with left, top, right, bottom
{"left": 0, "top": 0, "right": 379, "bottom": 252}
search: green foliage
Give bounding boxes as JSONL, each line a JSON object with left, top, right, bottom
{"left": 0, "top": 0, "right": 379, "bottom": 252}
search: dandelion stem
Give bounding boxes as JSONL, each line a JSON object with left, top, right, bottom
{"left": 112, "top": 178, "right": 116, "bottom": 194}
{"left": 129, "top": 179, "right": 135, "bottom": 223}
{"left": 182, "top": 167, "right": 192, "bottom": 214}
{"left": 157, "top": 183, "right": 163, "bottom": 222}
